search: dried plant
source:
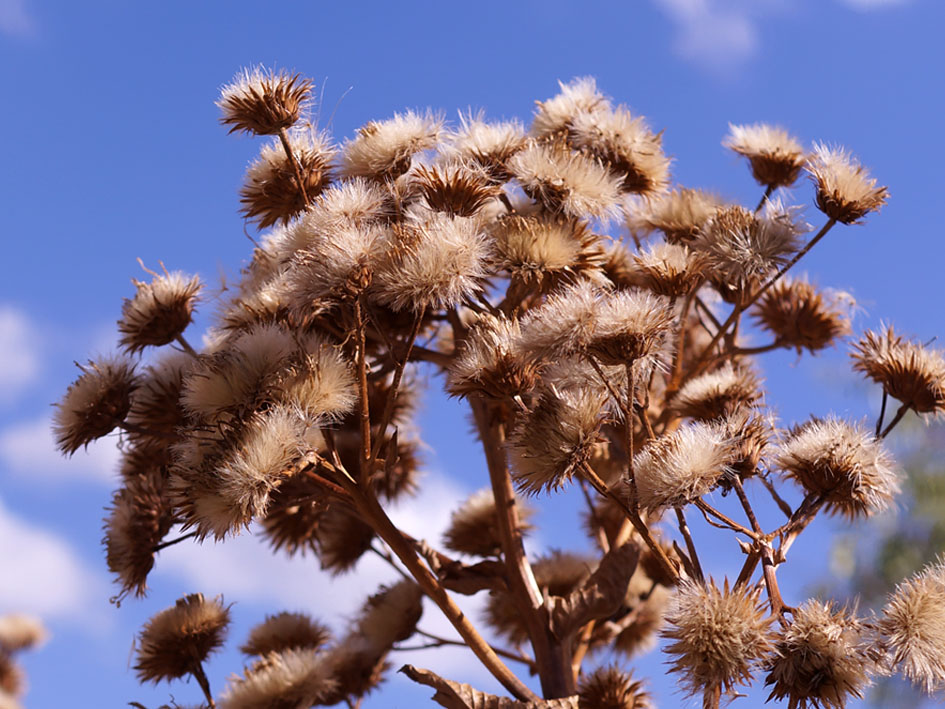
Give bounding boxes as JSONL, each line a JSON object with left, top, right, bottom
{"left": 53, "top": 68, "right": 945, "bottom": 709}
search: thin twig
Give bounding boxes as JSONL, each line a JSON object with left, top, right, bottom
{"left": 880, "top": 402, "right": 910, "bottom": 439}
{"left": 175, "top": 334, "right": 199, "bottom": 358}
{"left": 353, "top": 296, "right": 372, "bottom": 484}
{"left": 754, "top": 184, "right": 775, "bottom": 213}
{"left": 694, "top": 499, "right": 759, "bottom": 540}
{"left": 875, "top": 389, "right": 889, "bottom": 438}
{"left": 153, "top": 531, "right": 198, "bottom": 552}
{"left": 675, "top": 507, "right": 703, "bottom": 582}
{"left": 412, "top": 629, "right": 537, "bottom": 672}
{"left": 277, "top": 126, "right": 310, "bottom": 205}
{"left": 191, "top": 663, "right": 215, "bottom": 708}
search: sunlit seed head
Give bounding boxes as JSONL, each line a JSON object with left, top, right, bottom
{"left": 578, "top": 666, "right": 653, "bottom": 709}
{"left": 316, "top": 505, "right": 375, "bottom": 574}
{"left": 282, "top": 333, "right": 357, "bottom": 420}
{"left": 518, "top": 280, "right": 601, "bottom": 361}
{"left": 240, "top": 131, "right": 335, "bottom": 229}
{"left": 532, "top": 77, "right": 610, "bottom": 139}
{"left": 806, "top": 143, "right": 888, "bottom": 224}
{"left": 118, "top": 270, "right": 201, "bottom": 352}
{"left": 754, "top": 278, "right": 854, "bottom": 354}
{"left": 587, "top": 289, "right": 675, "bottom": 367}
{"left": 220, "top": 647, "right": 336, "bottom": 709}
{"left": 441, "top": 112, "right": 527, "bottom": 181}
{"left": 879, "top": 558, "right": 945, "bottom": 694}
{"left": 135, "top": 593, "right": 230, "bottom": 683}
{"left": 0, "top": 616, "right": 47, "bottom": 655}
{"left": 634, "top": 421, "right": 736, "bottom": 512}
{"left": 54, "top": 356, "right": 138, "bottom": 455}
{"left": 765, "top": 600, "right": 876, "bottom": 709}
{"left": 716, "top": 408, "right": 772, "bottom": 479}
{"left": 663, "top": 579, "right": 774, "bottom": 698}
{"left": 671, "top": 363, "right": 762, "bottom": 421}
{"left": 355, "top": 580, "right": 424, "bottom": 649}
{"left": 447, "top": 313, "right": 541, "bottom": 400}
{"left": 218, "top": 67, "right": 312, "bottom": 136}
{"left": 776, "top": 416, "right": 900, "bottom": 518}
{"left": 724, "top": 123, "right": 806, "bottom": 189}
{"left": 241, "top": 612, "right": 331, "bottom": 658}
{"left": 341, "top": 110, "right": 442, "bottom": 181}
{"left": 851, "top": 326, "right": 945, "bottom": 416}
{"left": 442, "top": 488, "right": 534, "bottom": 558}
{"left": 601, "top": 241, "right": 640, "bottom": 290}
{"left": 627, "top": 188, "right": 723, "bottom": 244}
{"left": 631, "top": 240, "right": 706, "bottom": 297}
{"left": 412, "top": 163, "right": 499, "bottom": 217}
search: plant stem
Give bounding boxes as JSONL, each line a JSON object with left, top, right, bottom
{"left": 880, "top": 403, "right": 910, "bottom": 439}
{"left": 353, "top": 297, "right": 372, "bottom": 485}
{"left": 675, "top": 507, "right": 703, "bottom": 582}
{"left": 175, "top": 334, "right": 199, "bottom": 358}
{"left": 191, "top": 662, "right": 215, "bottom": 708}
{"left": 152, "top": 531, "right": 198, "bottom": 552}
{"left": 875, "top": 389, "right": 889, "bottom": 438}
{"left": 277, "top": 126, "right": 310, "bottom": 205}
{"left": 755, "top": 184, "right": 775, "bottom": 213}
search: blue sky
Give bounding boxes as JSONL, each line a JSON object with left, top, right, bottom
{"left": 1, "top": 0, "right": 943, "bottom": 707}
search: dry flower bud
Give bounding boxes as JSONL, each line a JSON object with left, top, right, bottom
{"left": 776, "top": 416, "right": 899, "bottom": 518}
{"left": 118, "top": 271, "right": 201, "bottom": 352}
{"left": 240, "top": 131, "right": 335, "bottom": 228}
{"left": 724, "top": 123, "right": 806, "bottom": 189}
{"left": 135, "top": 593, "right": 230, "bottom": 683}
{"left": 851, "top": 326, "right": 945, "bottom": 416}
{"left": 671, "top": 363, "right": 762, "bottom": 421}
{"left": 765, "top": 600, "right": 875, "bottom": 709}
{"left": 441, "top": 113, "right": 527, "bottom": 181}
{"left": 614, "top": 584, "right": 672, "bottom": 658}
{"left": 632, "top": 240, "right": 706, "bottom": 297}
{"left": 54, "top": 356, "right": 138, "bottom": 454}
{"left": 342, "top": 110, "right": 441, "bottom": 181}
{"left": 355, "top": 580, "right": 424, "bottom": 648}
{"left": 578, "top": 666, "right": 652, "bottom": 709}
{"left": 587, "top": 289, "right": 675, "bottom": 367}
{"left": 447, "top": 314, "right": 540, "bottom": 400}
{"left": 316, "top": 505, "right": 376, "bottom": 574}
{"left": 220, "top": 647, "right": 335, "bottom": 709}
{"left": 218, "top": 68, "right": 311, "bottom": 136}
{"left": 241, "top": 612, "right": 331, "bottom": 657}
{"left": 806, "top": 143, "right": 888, "bottom": 224}
{"left": 0, "top": 616, "right": 46, "bottom": 654}
{"left": 442, "top": 488, "right": 533, "bottom": 557}
{"left": 717, "top": 409, "right": 772, "bottom": 479}
{"left": 627, "top": 188, "right": 722, "bottom": 244}
{"left": 413, "top": 163, "right": 499, "bottom": 217}
{"left": 753, "top": 278, "right": 853, "bottom": 353}
{"left": 261, "top": 474, "right": 328, "bottom": 556}
{"left": 634, "top": 421, "right": 735, "bottom": 512}
{"left": 532, "top": 77, "right": 610, "bottom": 139}
{"left": 879, "top": 558, "right": 945, "bottom": 694}
{"left": 663, "top": 579, "right": 774, "bottom": 699}
{"left": 125, "top": 352, "right": 193, "bottom": 446}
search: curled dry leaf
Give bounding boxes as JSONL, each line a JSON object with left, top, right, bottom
{"left": 400, "top": 665, "right": 578, "bottom": 709}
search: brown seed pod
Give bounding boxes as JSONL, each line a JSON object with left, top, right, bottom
{"left": 218, "top": 68, "right": 311, "bottom": 136}
{"left": 578, "top": 665, "right": 653, "bottom": 709}
{"left": 442, "top": 488, "right": 534, "bottom": 558}
{"left": 753, "top": 278, "right": 853, "bottom": 353}
{"left": 118, "top": 271, "right": 201, "bottom": 352}
{"left": 724, "top": 123, "right": 806, "bottom": 190}
{"left": 806, "top": 144, "right": 888, "bottom": 224}
{"left": 241, "top": 612, "right": 331, "bottom": 657}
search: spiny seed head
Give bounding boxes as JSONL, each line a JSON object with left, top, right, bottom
{"left": 717, "top": 409, "right": 773, "bottom": 479}
{"left": 765, "top": 600, "right": 876, "bottom": 709}
{"left": 663, "top": 579, "right": 774, "bottom": 698}
{"left": 241, "top": 612, "right": 331, "bottom": 657}
{"left": 342, "top": 110, "right": 442, "bottom": 181}
{"left": 587, "top": 289, "right": 675, "bottom": 367}
{"left": 754, "top": 278, "right": 854, "bottom": 353}
{"left": 125, "top": 351, "right": 193, "bottom": 446}
{"left": 316, "top": 506, "right": 375, "bottom": 574}
{"left": 724, "top": 123, "right": 806, "bottom": 189}
{"left": 634, "top": 421, "right": 736, "bottom": 512}
{"left": 447, "top": 314, "right": 541, "bottom": 400}
{"left": 261, "top": 474, "right": 328, "bottom": 556}
{"left": 628, "top": 188, "right": 723, "bottom": 244}
{"left": 879, "top": 558, "right": 945, "bottom": 694}
{"left": 218, "top": 67, "right": 311, "bottom": 136}
{"left": 509, "top": 139, "right": 623, "bottom": 220}
{"left": 532, "top": 77, "right": 610, "bottom": 139}
{"left": 441, "top": 113, "right": 527, "bottom": 181}
{"left": 240, "top": 131, "right": 335, "bottom": 228}
{"left": 671, "top": 363, "right": 762, "bottom": 421}
{"left": 776, "top": 416, "right": 900, "bottom": 518}
{"left": 54, "top": 356, "right": 138, "bottom": 454}
{"left": 806, "top": 143, "right": 888, "bottom": 224}
{"left": 517, "top": 280, "right": 601, "bottom": 361}
{"left": 135, "top": 593, "right": 230, "bottom": 683}
{"left": 578, "top": 666, "right": 653, "bottom": 709}
{"left": 220, "top": 647, "right": 336, "bottom": 709}
{"left": 355, "top": 581, "right": 424, "bottom": 650}
{"left": 118, "top": 270, "right": 201, "bottom": 352}
{"left": 851, "top": 326, "right": 945, "bottom": 416}
{"left": 442, "top": 488, "right": 533, "bottom": 557}
{"left": 632, "top": 240, "right": 706, "bottom": 297}
{"left": 412, "top": 163, "right": 499, "bottom": 217}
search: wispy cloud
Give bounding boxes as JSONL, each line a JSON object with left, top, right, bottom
{"left": 0, "top": 305, "right": 40, "bottom": 406}
{"left": 0, "top": 0, "right": 35, "bottom": 38}
{"left": 651, "top": 0, "right": 763, "bottom": 73}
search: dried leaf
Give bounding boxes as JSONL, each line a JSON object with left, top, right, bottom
{"left": 400, "top": 665, "right": 578, "bottom": 708}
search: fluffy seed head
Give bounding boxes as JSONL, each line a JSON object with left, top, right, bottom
{"left": 218, "top": 67, "right": 311, "bottom": 135}
{"left": 373, "top": 212, "right": 489, "bottom": 312}
{"left": 355, "top": 581, "right": 424, "bottom": 650}
{"left": 663, "top": 579, "right": 774, "bottom": 698}
{"left": 447, "top": 314, "right": 540, "bottom": 400}
{"left": 413, "top": 163, "right": 499, "bottom": 217}
{"left": 578, "top": 666, "right": 653, "bottom": 709}
{"left": 754, "top": 279, "right": 854, "bottom": 353}
{"left": 634, "top": 421, "right": 735, "bottom": 512}
{"left": 342, "top": 110, "right": 441, "bottom": 181}
{"left": 671, "top": 363, "right": 762, "bottom": 421}
{"left": 284, "top": 334, "right": 357, "bottom": 419}
{"left": 628, "top": 188, "right": 722, "bottom": 244}
{"left": 587, "top": 289, "right": 675, "bottom": 367}
{"left": 441, "top": 113, "right": 527, "bottom": 181}
{"left": 532, "top": 77, "right": 610, "bottom": 138}
{"left": 118, "top": 271, "right": 201, "bottom": 352}
{"left": 518, "top": 280, "right": 601, "bottom": 361}
{"left": 879, "top": 558, "right": 945, "bottom": 694}
{"left": 241, "top": 612, "right": 331, "bottom": 657}
{"left": 0, "top": 616, "right": 46, "bottom": 654}
{"left": 240, "top": 132, "right": 335, "bottom": 228}
{"left": 220, "top": 648, "right": 336, "bottom": 709}
{"left": 442, "top": 488, "right": 533, "bottom": 557}
{"left": 54, "top": 356, "right": 138, "bottom": 454}
{"left": 806, "top": 144, "right": 888, "bottom": 224}
{"left": 851, "top": 326, "right": 945, "bottom": 416}
{"left": 125, "top": 352, "right": 192, "bottom": 445}
{"left": 724, "top": 123, "right": 806, "bottom": 189}
{"left": 509, "top": 140, "right": 623, "bottom": 220}
{"left": 632, "top": 241, "right": 706, "bottom": 297}
{"left": 316, "top": 506, "right": 375, "bottom": 574}
{"left": 765, "top": 600, "right": 875, "bottom": 709}
{"left": 261, "top": 474, "right": 328, "bottom": 556}
{"left": 135, "top": 593, "right": 230, "bottom": 683}
{"left": 776, "top": 417, "right": 899, "bottom": 518}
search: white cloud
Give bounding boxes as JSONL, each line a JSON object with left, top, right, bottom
{"left": 0, "top": 305, "right": 40, "bottom": 406}
{"left": 0, "top": 416, "right": 121, "bottom": 485}
{"left": 655, "top": 0, "right": 758, "bottom": 72}
{"left": 0, "top": 0, "right": 35, "bottom": 38}
{"left": 0, "top": 496, "right": 103, "bottom": 622}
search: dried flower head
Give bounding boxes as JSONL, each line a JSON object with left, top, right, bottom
{"left": 355, "top": 580, "right": 424, "bottom": 649}
{"left": 241, "top": 612, "right": 331, "bottom": 657}
{"left": 532, "top": 77, "right": 610, "bottom": 139}
{"left": 510, "top": 387, "right": 606, "bottom": 495}
{"left": 806, "top": 144, "right": 888, "bottom": 224}
{"left": 614, "top": 584, "right": 671, "bottom": 657}
{"left": 261, "top": 474, "right": 328, "bottom": 556}
{"left": 413, "top": 163, "right": 499, "bottom": 217}
{"left": 578, "top": 666, "right": 652, "bottom": 709}
{"left": 879, "top": 558, "right": 945, "bottom": 694}
{"left": 316, "top": 506, "right": 375, "bottom": 574}
{"left": 517, "top": 280, "right": 601, "bottom": 361}
{"left": 442, "top": 488, "right": 533, "bottom": 557}
{"left": 724, "top": 123, "right": 806, "bottom": 189}
{"left": 135, "top": 593, "right": 230, "bottom": 683}
{"left": 54, "top": 356, "right": 138, "bottom": 454}
{"left": 447, "top": 314, "right": 540, "bottom": 401}
{"left": 587, "top": 289, "right": 675, "bottom": 367}
{"left": 118, "top": 270, "right": 201, "bottom": 352}
{"left": 765, "top": 600, "right": 875, "bottom": 709}
{"left": 776, "top": 417, "right": 899, "bottom": 518}
{"left": 0, "top": 616, "right": 46, "bottom": 654}
{"left": 218, "top": 67, "right": 311, "bottom": 135}
{"left": 125, "top": 352, "right": 192, "bottom": 445}
{"left": 851, "top": 326, "right": 945, "bottom": 416}
{"left": 342, "top": 110, "right": 441, "bottom": 181}
{"left": 634, "top": 421, "right": 735, "bottom": 512}
{"left": 0, "top": 653, "right": 22, "bottom": 701}
{"left": 220, "top": 647, "right": 336, "bottom": 709}
{"left": 442, "top": 113, "right": 527, "bottom": 181}
{"left": 509, "top": 140, "right": 622, "bottom": 220}
{"left": 663, "top": 579, "right": 774, "bottom": 698}
{"left": 632, "top": 241, "right": 705, "bottom": 297}
{"left": 570, "top": 105, "right": 670, "bottom": 195}
{"left": 671, "top": 363, "right": 762, "bottom": 421}
{"left": 718, "top": 409, "right": 772, "bottom": 479}
{"left": 240, "top": 132, "right": 335, "bottom": 228}
{"left": 628, "top": 188, "right": 722, "bottom": 244}
{"left": 754, "top": 278, "right": 853, "bottom": 353}
{"left": 373, "top": 212, "right": 489, "bottom": 312}
{"left": 303, "top": 178, "right": 393, "bottom": 232}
